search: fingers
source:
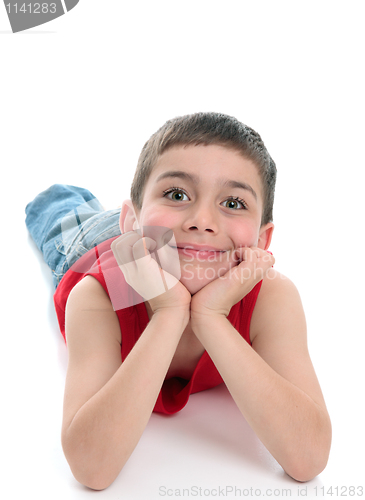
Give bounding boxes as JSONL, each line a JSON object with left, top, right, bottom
{"left": 231, "top": 247, "right": 275, "bottom": 282}
{"left": 132, "top": 236, "right": 157, "bottom": 263}
{"left": 238, "top": 247, "right": 259, "bottom": 262}
{"left": 111, "top": 232, "right": 140, "bottom": 267}
{"left": 111, "top": 231, "right": 180, "bottom": 284}
{"left": 111, "top": 232, "right": 157, "bottom": 267}
{"left": 110, "top": 230, "right": 184, "bottom": 305}
{"left": 233, "top": 246, "right": 274, "bottom": 264}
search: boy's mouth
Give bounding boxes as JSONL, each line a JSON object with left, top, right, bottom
{"left": 169, "top": 244, "right": 227, "bottom": 261}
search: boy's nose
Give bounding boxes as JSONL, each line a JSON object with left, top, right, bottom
{"left": 181, "top": 206, "right": 218, "bottom": 233}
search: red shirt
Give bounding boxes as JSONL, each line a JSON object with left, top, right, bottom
{"left": 54, "top": 236, "right": 262, "bottom": 415}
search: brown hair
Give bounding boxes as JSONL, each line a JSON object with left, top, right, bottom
{"left": 130, "top": 112, "right": 277, "bottom": 226}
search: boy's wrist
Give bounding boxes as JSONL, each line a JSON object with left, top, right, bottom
{"left": 190, "top": 309, "right": 227, "bottom": 333}
{"left": 152, "top": 306, "right": 190, "bottom": 328}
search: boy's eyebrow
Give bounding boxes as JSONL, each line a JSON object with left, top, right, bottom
{"left": 155, "top": 170, "right": 258, "bottom": 200}
{"left": 223, "top": 179, "right": 258, "bottom": 201}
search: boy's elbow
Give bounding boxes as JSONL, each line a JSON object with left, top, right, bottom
{"left": 65, "top": 451, "right": 123, "bottom": 491}
{"left": 72, "top": 467, "right": 117, "bottom": 491}
{"left": 285, "top": 413, "right": 332, "bottom": 483}
{"left": 61, "top": 430, "right": 124, "bottom": 491}
{"left": 285, "top": 455, "right": 328, "bottom": 483}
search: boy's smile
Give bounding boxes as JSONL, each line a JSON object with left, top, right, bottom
{"left": 124, "top": 144, "right": 274, "bottom": 294}
{"left": 174, "top": 245, "right": 226, "bottom": 260}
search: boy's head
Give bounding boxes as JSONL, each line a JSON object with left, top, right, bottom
{"left": 130, "top": 112, "right": 276, "bottom": 227}
{"left": 121, "top": 112, "right": 276, "bottom": 294}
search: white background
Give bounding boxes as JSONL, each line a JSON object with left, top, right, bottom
{"left": 1, "top": 1, "right": 364, "bottom": 499}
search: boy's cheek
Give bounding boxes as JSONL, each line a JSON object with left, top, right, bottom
{"left": 235, "top": 223, "right": 259, "bottom": 248}
{"left": 140, "top": 207, "right": 178, "bottom": 227}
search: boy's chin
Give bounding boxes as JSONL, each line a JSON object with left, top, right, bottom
{"left": 179, "top": 275, "right": 220, "bottom": 295}
{"left": 178, "top": 262, "right": 234, "bottom": 294}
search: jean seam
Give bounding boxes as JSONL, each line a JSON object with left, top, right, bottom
{"left": 54, "top": 256, "right": 69, "bottom": 280}
{"left": 75, "top": 209, "right": 120, "bottom": 239}
{"left": 89, "top": 223, "right": 120, "bottom": 247}
{"left": 69, "top": 220, "right": 120, "bottom": 257}
{"left": 57, "top": 209, "right": 120, "bottom": 256}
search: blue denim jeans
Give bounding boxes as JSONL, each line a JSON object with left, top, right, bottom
{"left": 25, "top": 184, "right": 121, "bottom": 288}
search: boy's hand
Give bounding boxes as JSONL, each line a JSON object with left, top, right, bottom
{"left": 190, "top": 247, "right": 275, "bottom": 320}
{"left": 111, "top": 229, "right": 191, "bottom": 316}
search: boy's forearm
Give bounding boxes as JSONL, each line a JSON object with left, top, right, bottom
{"left": 191, "top": 313, "right": 331, "bottom": 482}
{"left": 63, "top": 309, "right": 188, "bottom": 490}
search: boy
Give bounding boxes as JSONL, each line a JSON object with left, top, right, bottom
{"left": 25, "top": 112, "right": 331, "bottom": 490}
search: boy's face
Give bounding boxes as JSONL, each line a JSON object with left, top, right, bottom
{"left": 121, "top": 144, "right": 274, "bottom": 294}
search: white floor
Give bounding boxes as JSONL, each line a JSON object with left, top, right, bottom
{"left": 2, "top": 2, "right": 365, "bottom": 499}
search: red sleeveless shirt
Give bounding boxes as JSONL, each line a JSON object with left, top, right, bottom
{"left": 54, "top": 236, "right": 262, "bottom": 415}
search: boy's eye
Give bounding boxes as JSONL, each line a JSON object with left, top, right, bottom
{"left": 162, "top": 188, "right": 247, "bottom": 210}
{"left": 222, "top": 197, "right": 248, "bottom": 210}
{"left": 163, "top": 188, "right": 189, "bottom": 202}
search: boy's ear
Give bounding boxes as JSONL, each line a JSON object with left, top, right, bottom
{"left": 258, "top": 222, "right": 274, "bottom": 250}
{"left": 119, "top": 200, "right": 140, "bottom": 233}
